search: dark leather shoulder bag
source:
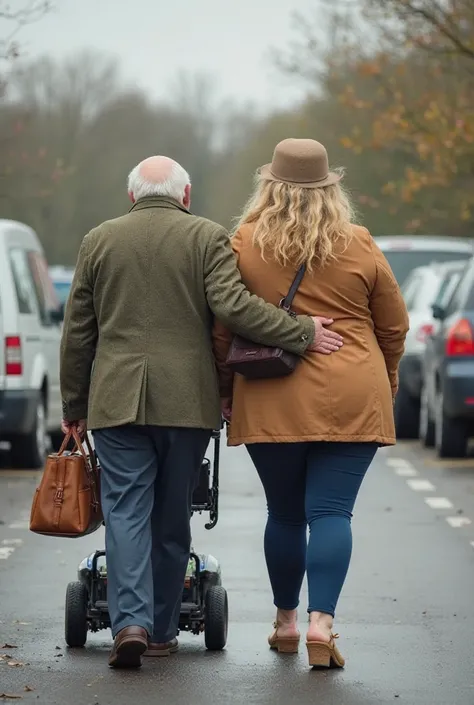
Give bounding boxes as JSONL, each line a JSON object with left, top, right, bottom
{"left": 225, "top": 264, "right": 306, "bottom": 380}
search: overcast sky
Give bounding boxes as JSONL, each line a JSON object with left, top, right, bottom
{"left": 11, "top": 0, "right": 321, "bottom": 110}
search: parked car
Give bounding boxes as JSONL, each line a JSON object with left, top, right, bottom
{"left": 420, "top": 255, "right": 474, "bottom": 457}
{"left": 395, "top": 260, "right": 469, "bottom": 438}
{"left": 0, "top": 219, "right": 64, "bottom": 467}
{"left": 49, "top": 265, "right": 74, "bottom": 308}
{"left": 375, "top": 235, "right": 473, "bottom": 287}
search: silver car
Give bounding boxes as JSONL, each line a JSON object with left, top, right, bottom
{"left": 375, "top": 236, "right": 473, "bottom": 439}
{"left": 375, "top": 235, "right": 473, "bottom": 287}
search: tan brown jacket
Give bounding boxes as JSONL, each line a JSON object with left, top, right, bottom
{"left": 213, "top": 224, "right": 409, "bottom": 446}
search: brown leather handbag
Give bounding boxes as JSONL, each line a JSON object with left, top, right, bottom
{"left": 225, "top": 264, "right": 306, "bottom": 380}
{"left": 30, "top": 428, "right": 103, "bottom": 538}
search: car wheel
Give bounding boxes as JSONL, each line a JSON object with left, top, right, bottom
{"left": 394, "top": 384, "right": 420, "bottom": 439}
{"left": 419, "top": 385, "right": 435, "bottom": 448}
{"left": 435, "top": 391, "right": 468, "bottom": 458}
{"left": 10, "top": 396, "right": 48, "bottom": 469}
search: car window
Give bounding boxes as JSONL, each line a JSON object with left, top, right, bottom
{"left": 445, "top": 259, "right": 474, "bottom": 316}
{"left": 53, "top": 281, "right": 72, "bottom": 305}
{"left": 9, "top": 248, "right": 37, "bottom": 315}
{"left": 27, "top": 252, "right": 60, "bottom": 325}
{"left": 401, "top": 271, "right": 440, "bottom": 311}
{"left": 464, "top": 266, "right": 474, "bottom": 310}
{"left": 434, "top": 271, "right": 463, "bottom": 309}
{"left": 382, "top": 250, "right": 472, "bottom": 286}
{"left": 400, "top": 273, "right": 420, "bottom": 310}
{"left": 416, "top": 272, "right": 442, "bottom": 310}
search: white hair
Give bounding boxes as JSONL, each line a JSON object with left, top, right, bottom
{"left": 127, "top": 159, "right": 191, "bottom": 203}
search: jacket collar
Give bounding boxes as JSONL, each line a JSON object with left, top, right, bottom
{"left": 129, "top": 195, "right": 191, "bottom": 215}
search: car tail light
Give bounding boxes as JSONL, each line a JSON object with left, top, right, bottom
{"left": 416, "top": 323, "right": 434, "bottom": 344}
{"left": 445, "top": 319, "right": 474, "bottom": 356}
{"left": 5, "top": 336, "right": 22, "bottom": 375}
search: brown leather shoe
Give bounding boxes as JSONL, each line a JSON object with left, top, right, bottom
{"left": 108, "top": 626, "right": 148, "bottom": 668}
{"left": 144, "top": 638, "right": 179, "bottom": 657}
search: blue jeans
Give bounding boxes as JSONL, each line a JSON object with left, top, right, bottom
{"left": 246, "top": 441, "right": 377, "bottom": 617}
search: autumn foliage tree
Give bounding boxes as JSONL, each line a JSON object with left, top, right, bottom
{"left": 350, "top": 0, "right": 474, "bottom": 227}
{"left": 279, "top": 0, "right": 474, "bottom": 234}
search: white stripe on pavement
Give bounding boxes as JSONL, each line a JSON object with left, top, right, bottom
{"left": 386, "top": 458, "right": 414, "bottom": 469}
{"left": 0, "top": 547, "right": 15, "bottom": 560}
{"left": 446, "top": 517, "right": 472, "bottom": 528}
{"left": 425, "top": 497, "right": 454, "bottom": 509}
{"left": 407, "top": 479, "right": 436, "bottom": 492}
{"left": 388, "top": 457, "right": 474, "bottom": 548}
{"left": 395, "top": 467, "right": 419, "bottom": 477}
{"left": 8, "top": 521, "right": 29, "bottom": 530}
{"left": 2, "top": 538, "right": 23, "bottom": 546}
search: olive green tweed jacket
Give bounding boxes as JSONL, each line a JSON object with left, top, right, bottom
{"left": 60, "top": 197, "right": 315, "bottom": 430}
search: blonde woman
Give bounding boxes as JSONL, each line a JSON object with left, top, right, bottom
{"left": 213, "top": 139, "right": 409, "bottom": 669}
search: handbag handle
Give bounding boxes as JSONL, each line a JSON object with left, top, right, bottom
{"left": 57, "top": 428, "right": 97, "bottom": 472}
{"left": 55, "top": 428, "right": 100, "bottom": 509}
{"left": 279, "top": 264, "right": 306, "bottom": 312}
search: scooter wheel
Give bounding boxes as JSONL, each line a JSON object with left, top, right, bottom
{"left": 65, "top": 581, "right": 88, "bottom": 647}
{"left": 204, "top": 585, "right": 228, "bottom": 650}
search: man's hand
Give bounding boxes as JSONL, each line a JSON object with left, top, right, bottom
{"left": 61, "top": 418, "right": 87, "bottom": 438}
{"left": 308, "top": 317, "right": 343, "bottom": 354}
{"left": 221, "top": 397, "right": 232, "bottom": 423}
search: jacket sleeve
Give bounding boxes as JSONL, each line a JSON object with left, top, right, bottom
{"left": 60, "top": 233, "right": 98, "bottom": 421}
{"left": 204, "top": 227, "right": 314, "bottom": 355}
{"left": 212, "top": 319, "right": 234, "bottom": 398}
{"left": 211, "top": 231, "right": 242, "bottom": 398}
{"left": 369, "top": 237, "right": 409, "bottom": 399}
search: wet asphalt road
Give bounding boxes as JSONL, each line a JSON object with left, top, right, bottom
{"left": 1, "top": 438, "right": 474, "bottom": 705}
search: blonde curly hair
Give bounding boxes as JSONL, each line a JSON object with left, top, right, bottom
{"left": 233, "top": 173, "right": 356, "bottom": 272}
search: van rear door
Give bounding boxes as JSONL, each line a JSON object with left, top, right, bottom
{"left": 6, "top": 246, "right": 43, "bottom": 395}
{"left": 0, "top": 291, "right": 4, "bottom": 392}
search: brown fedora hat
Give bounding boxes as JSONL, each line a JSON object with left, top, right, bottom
{"left": 259, "top": 138, "right": 341, "bottom": 189}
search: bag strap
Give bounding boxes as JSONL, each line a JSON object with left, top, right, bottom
{"left": 57, "top": 428, "right": 97, "bottom": 473}
{"left": 57, "top": 429, "right": 100, "bottom": 508}
{"left": 70, "top": 428, "right": 97, "bottom": 472}
{"left": 70, "top": 428, "right": 100, "bottom": 509}
{"left": 57, "top": 430, "right": 73, "bottom": 455}
{"left": 280, "top": 264, "right": 306, "bottom": 312}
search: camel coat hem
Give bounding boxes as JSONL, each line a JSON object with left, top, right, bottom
{"left": 227, "top": 431, "right": 394, "bottom": 447}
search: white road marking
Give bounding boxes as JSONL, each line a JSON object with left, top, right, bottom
{"left": 388, "top": 458, "right": 474, "bottom": 548}
{"left": 407, "top": 479, "right": 436, "bottom": 492}
{"left": 7, "top": 521, "right": 29, "bottom": 530}
{"left": 1, "top": 538, "right": 23, "bottom": 546}
{"left": 425, "top": 497, "right": 454, "bottom": 509}
{"left": 0, "top": 547, "right": 15, "bottom": 560}
{"left": 387, "top": 458, "right": 414, "bottom": 469}
{"left": 395, "top": 467, "right": 419, "bottom": 477}
{"left": 446, "top": 517, "right": 472, "bottom": 528}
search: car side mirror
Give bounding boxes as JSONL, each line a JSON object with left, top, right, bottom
{"left": 431, "top": 303, "right": 446, "bottom": 320}
{"left": 50, "top": 303, "right": 65, "bottom": 324}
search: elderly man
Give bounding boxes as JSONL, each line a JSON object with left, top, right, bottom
{"left": 60, "top": 155, "right": 343, "bottom": 669}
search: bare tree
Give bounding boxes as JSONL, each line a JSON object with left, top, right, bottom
{"left": 363, "top": 0, "right": 474, "bottom": 63}
{"left": 0, "top": 1, "right": 53, "bottom": 60}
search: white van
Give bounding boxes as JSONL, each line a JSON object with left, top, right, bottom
{"left": 0, "top": 219, "right": 64, "bottom": 467}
